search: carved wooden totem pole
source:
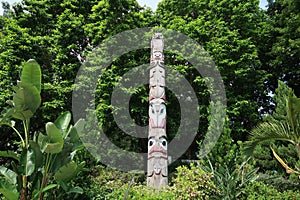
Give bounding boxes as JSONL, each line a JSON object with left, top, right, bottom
{"left": 147, "top": 33, "right": 168, "bottom": 188}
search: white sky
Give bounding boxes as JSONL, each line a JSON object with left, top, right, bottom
{"left": 137, "top": 0, "right": 269, "bottom": 11}
{"left": 1, "top": 0, "right": 269, "bottom": 16}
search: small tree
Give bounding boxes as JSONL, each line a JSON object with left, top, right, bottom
{"left": 244, "top": 80, "right": 300, "bottom": 176}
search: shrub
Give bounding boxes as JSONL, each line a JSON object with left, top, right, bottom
{"left": 109, "top": 184, "right": 175, "bottom": 200}
{"left": 241, "top": 181, "right": 300, "bottom": 200}
{"left": 171, "top": 163, "right": 219, "bottom": 199}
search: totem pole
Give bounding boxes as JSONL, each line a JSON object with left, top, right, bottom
{"left": 147, "top": 33, "right": 168, "bottom": 188}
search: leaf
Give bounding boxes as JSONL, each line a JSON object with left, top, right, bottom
{"left": 286, "top": 95, "right": 300, "bottom": 135}
{"left": 39, "top": 122, "right": 64, "bottom": 154}
{"left": 40, "top": 184, "right": 57, "bottom": 193}
{"left": 54, "top": 112, "right": 71, "bottom": 138}
{"left": 51, "top": 143, "right": 73, "bottom": 173}
{"left": 12, "top": 110, "right": 34, "bottom": 121}
{"left": 54, "top": 161, "right": 77, "bottom": 182}
{"left": 74, "top": 119, "right": 85, "bottom": 135}
{"left": 32, "top": 184, "right": 57, "bottom": 200}
{"left": 29, "top": 141, "right": 43, "bottom": 170}
{"left": 13, "top": 82, "right": 41, "bottom": 115}
{"left": 21, "top": 59, "right": 41, "bottom": 93}
{"left": 0, "top": 178, "right": 18, "bottom": 200}
{"left": 20, "top": 148, "right": 35, "bottom": 176}
{"left": 66, "top": 186, "right": 83, "bottom": 194}
{"left": 271, "top": 147, "right": 299, "bottom": 174}
{"left": 68, "top": 126, "right": 83, "bottom": 151}
{"left": 243, "top": 121, "right": 294, "bottom": 155}
{"left": 0, "top": 166, "right": 17, "bottom": 185}
{"left": 0, "top": 151, "right": 20, "bottom": 162}
{"left": 0, "top": 108, "right": 15, "bottom": 126}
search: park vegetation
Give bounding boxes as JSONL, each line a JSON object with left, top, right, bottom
{"left": 0, "top": 0, "right": 299, "bottom": 199}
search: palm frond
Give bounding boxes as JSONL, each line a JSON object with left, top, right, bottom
{"left": 271, "top": 147, "right": 300, "bottom": 174}
{"left": 287, "top": 95, "right": 300, "bottom": 137}
{"left": 243, "top": 121, "right": 295, "bottom": 155}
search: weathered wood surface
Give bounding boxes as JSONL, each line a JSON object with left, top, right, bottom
{"left": 147, "top": 33, "right": 168, "bottom": 188}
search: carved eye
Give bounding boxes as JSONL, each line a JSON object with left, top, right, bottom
{"left": 148, "top": 138, "right": 156, "bottom": 147}
{"left": 160, "top": 138, "right": 167, "bottom": 150}
{"left": 152, "top": 109, "right": 155, "bottom": 114}
{"left": 160, "top": 108, "right": 164, "bottom": 114}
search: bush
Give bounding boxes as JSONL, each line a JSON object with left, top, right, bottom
{"left": 257, "top": 172, "right": 300, "bottom": 192}
{"left": 75, "top": 165, "right": 145, "bottom": 199}
{"left": 241, "top": 181, "right": 300, "bottom": 200}
{"left": 77, "top": 163, "right": 218, "bottom": 199}
{"left": 171, "top": 163, "right": 219, "bottom": 199}
{"left": 109, "top": 185, "right": 175, "bottom": 200}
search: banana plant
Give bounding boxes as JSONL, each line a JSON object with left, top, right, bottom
{"left": 0, "top": 60, "right": 85, "bottom": 200}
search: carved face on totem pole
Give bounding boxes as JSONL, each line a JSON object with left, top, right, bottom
{"left": 149, "top": 99, "right": 166, "bottom": 129}
{"left": 151, "top": 33, "right": 164, "bottom": 63}
{"left": 147, "top": 129, "right": 168, "bottom": 187}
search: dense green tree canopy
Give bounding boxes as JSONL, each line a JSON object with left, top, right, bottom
{"left": 0, "top": 0, "right": 299, "bottom": 164}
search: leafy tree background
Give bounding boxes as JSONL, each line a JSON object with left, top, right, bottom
{"left": 0, "top": 0, "right": 299, "bottom": 198}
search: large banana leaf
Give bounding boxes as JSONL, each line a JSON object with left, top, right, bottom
{"left": 0, "top": 178, "right": 18, "bottom": 200}
{"left": 38, "top": 122, "right": 63, "bottom": 154}
{"left": 10, "top": 59, "right": 41, "bottom": 121}
{"left": 0, "top": 166, "right": 17, "bottom": 185}
{"left": 0, "top": 168, "right": 18, "bottom": 199}
{"left": 54, "top": 161, "right": 85, "bottom": 182}
{"left": 0, "top": 151, "right": 20, "bottom": 162}
{"left": 69, "top": 119, "right": 85, "bottom": 151}
{"left": 20, "top": 59, "right": 41, "bottom": 93}
{"left": 12, "top": 82, "right": 41, "bottom": 120}
{"left": 29, "top": 141, "right": 43, "bottom": 171}
{"left": 54, "top": 111, "right": 71, "bottom": 138}
{"left": 20, "top": 148, "right": 35, "bottom": 176}
{"left": 54, "top": 162, "right": 77, "bottom": 182}
{"left": 0, "top": 108, "right": 15, "bottom": 126}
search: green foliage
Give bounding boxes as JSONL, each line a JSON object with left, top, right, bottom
{"left": 204, "top": 116, "right": 242, "bottom": 168}
{"left": 0, "top": 0, "right": 299, "bottom": 199}
{"left": 77, "top": 163, "right": 217, "bottom": 200}
{"left": 157, "top": 0, "right": 267, "bottom": 141}
{"left": 72, "top": 165, "right": 145, "bottom": 200}
{"left": 257, "top": 172, "right": 300, "bottom": 192}
{"left": 262, "top": 0, "right": 300, "bottom": 97}
{"left": 198, "top": 157, "right": 259, "bottom": 199}
{"left": 0, "top": 60, "right": 85, "bottom": 199}
{"left": 171, "top": 163, "right": 218, "bottom": 199}
{"left": 241, "top": 181, "right": 300, "bottom": 200}
{"left": 245, "top": 81, "right": 300, "bottom": 176}
{"left": 272, "top": 80, "right": 296, "bottom": 120}
{"left": 107, "top": 185, "right": 175, "bottom": 200}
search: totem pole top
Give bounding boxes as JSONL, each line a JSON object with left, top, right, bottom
{"left": 151, "top": 33, "right": 164, "bottom": 62}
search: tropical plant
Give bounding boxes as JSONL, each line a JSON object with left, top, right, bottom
{"left": 0, "top": 59, "right": 85, "bottom": 200}
{"left": 199, "top": 157, "right": 259, "bottom": 199}
{"left": 244, "top": 81, "right": 300, "bottom": 176}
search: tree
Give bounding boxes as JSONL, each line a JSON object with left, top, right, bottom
{"left": 156, "top": 0, "right": 268, "bottom": 142}
{"left": 258, "top": 0, "right": 300, "bottom": 99}
{"left": 0, "top": 0, "right": 153, "bottom": 156}
{"left": 244, "top": 81, "right": 300, "bottom": 176}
